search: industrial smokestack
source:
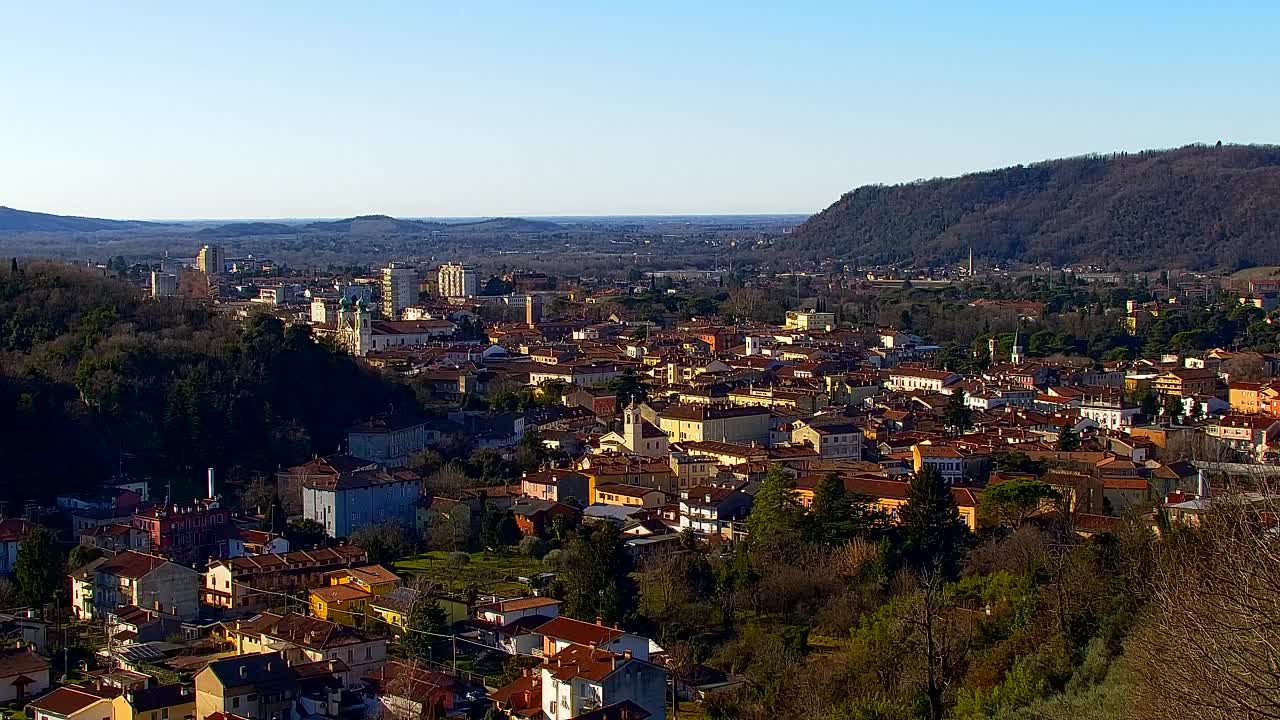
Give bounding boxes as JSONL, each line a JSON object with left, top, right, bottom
{"left": 208, "top": 468, "right": 216, "bottom": 499}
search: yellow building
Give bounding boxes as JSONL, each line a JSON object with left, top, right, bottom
{"left": 326, "top": 564, "right": 400, "bottom": 596}
{"left": 794, "top": 474, "right": 979, "bottom": 531}
{"left": 1229, "top": 381, "right": 1264, "bottom": 414}
{"left": 590, "top": 482, "right": 666, "bottom": 508}
{"left": 310, "top": 584, "right": 371, "bottom": 627}
{"left": 112, "top": 685, "right": 196, "bottom": 720}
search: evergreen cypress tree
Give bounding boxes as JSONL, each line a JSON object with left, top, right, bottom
{"left": 900, "top": 466, "right": 968, "bottom": 578}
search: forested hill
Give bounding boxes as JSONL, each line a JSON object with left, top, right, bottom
{"left": 789, "top": 144, "right": 1280, "bottom": 271}
{"left": 0, "top": 206, "right": 175, "bottom": 232}
{"left": 0, "top": 262, "right": 412, "bottom": 506}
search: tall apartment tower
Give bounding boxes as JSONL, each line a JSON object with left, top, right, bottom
{"left": 196, "top": 245, "right": 224, "bottom": 277}
{"left": 150, "top": 271, "right": 177, "bottom": 298}
{"left": 526, "top": 294, "right": 543, "bottom": 327}
{"left": 438, "top": 262, "right": 478, "bottom": 298}
{"left": 381, "top": 263, "right": 417, "bottom": 319}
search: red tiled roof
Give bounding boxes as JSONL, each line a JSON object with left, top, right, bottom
{"left": 96, "top": 551, "right": 167, "bottom": 579}
{"left": 28, "top": 687, "right": 111, "bottom": 716}
{"left": 542, "top": 643, "right": 624, "bottom": 683}
{"left": 535, "top": 616, "right": 623, "bottom": 647}
{"left": 475, "top": 596, "right": 562, "bottom": 614}
{"left": 0, "top": 648, "right": 48, "bottom": 680}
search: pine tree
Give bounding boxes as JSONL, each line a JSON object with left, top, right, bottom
{"left": 404, "top": 594, "right": 449, "bottom": 659}
{"left": 945, "top": 390, "right": 973, "bottom": 433}
{"left": 559, "top": 521, "right": 636, "bottom": 624}
{"left": 809, "top": 473, "right": 848, "bottom": 543}
{"left": 15, "top": 526, "right": 63, "bottom": 607}
{"left": 747, "top": 464, "right": 801, "bottom": 542}
{"left": 899, "top": 466, "right": 968, "bottom": 579}
{"left": 1056, "top": 424, "right": 1080, "bottom": 451}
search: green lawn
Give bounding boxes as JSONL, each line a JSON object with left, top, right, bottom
{"left": 395, "top": 550, "right": 546, "bottom": 596}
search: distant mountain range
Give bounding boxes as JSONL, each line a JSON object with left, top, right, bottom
{"left": 0, "top": 206, "right": 176, "bottom": 232}
{"left": 196, "top": 221, "right": 300, "bottom": 237}
{"left": 0, "top": 208, "right": 565, "bottom": 236}
{"left": 789, "top": 144, "right": 1280, "bottom": 271}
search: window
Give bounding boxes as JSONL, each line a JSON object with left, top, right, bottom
{"left": 365, "top": 646, "right": 372, "bottom": 659}
{"left": 232, "top": 698, "right": 240, "bottom": 709}
{"left": 162, "top": 710, "right": 169, "bottom": 720}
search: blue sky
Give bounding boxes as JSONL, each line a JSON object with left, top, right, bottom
{"left": 1, "top": 2, "right": 1276, "bottom": 219}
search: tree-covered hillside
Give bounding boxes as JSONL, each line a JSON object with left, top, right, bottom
{"left": 789, "top": 144, "right": 1280, "bottom": 271}
{"left": 0, "top": 262, "right": 412, "bottom": 505}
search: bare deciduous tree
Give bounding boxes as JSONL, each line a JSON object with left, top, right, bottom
{"left": 1129, "top": 496, "right": 1280, "bottom": 720}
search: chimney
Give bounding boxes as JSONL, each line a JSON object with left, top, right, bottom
{"left": 595, "top": 616, "right": 603, "bottom": 626}
{"left": 623, "top": 649, "right": 632, "bottom": 660}
{"left": 179, "top": 686, "right": 190, "bottom": 697}
{"left": 328, "top": 660, "right": 338, "bottom": 672}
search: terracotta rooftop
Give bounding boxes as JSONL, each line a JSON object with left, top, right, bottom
{"left": 475, "top": 596, "right": 563, "bottom": 614}
{"left": 535, "top": 616, "right": 623, "bottom": 647}
{"left": 542, "top": 643, "right": 626, "bottom": 683}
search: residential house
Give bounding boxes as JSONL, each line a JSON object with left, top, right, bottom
{"left": 0, "top": 645, "right": 49, "bottom": 703}
{"left": 475, "top": 597, "right": 562, "bottom": 627}
{"left": 0, "top": 518, "right": 32, "bottom": 575}
{"left": 194, "top": 652, "right": 300, "bottom": 720}
{"left": 790, "top": 420, "right": 863, "bottom": 459}
{"left": 224, "top": 529, "right": 289, "bottom": 559}
{"left": 678, "top": 486, "right": 752, "bottom": 541}
{"left": 28, "top": 686, "right": 117, "bottom": 720}
{"left": 1205, "top": 414, "right": 1280, "bottom": 459}
{"left": 520, "top": 470, "right": 592, "bottom": 504}
{"left": 346, "top": 414, "right": 429, "bottom": 468}
{"left": 912, "top": 445, "right": 966, "bottom": 484}
{"left": 81, "top": 523, "right": 151, "bottom": 555}
{"left": 111, "top": 684, "right": 196, "bottom": 720}
{"left": 299, "top": 464, "right": 421, "bottom": 538}
{"left": 1078, "top": 397, "right": 1140, "bottom": 430}
{"left": 363, "top": 660, "right": 469, "bottom": 720}
{"left": 535, "top": 616, "right": 653, "bottom": 661}
{"left": 225, "top": 612, "right": 387, "bottom": 676}
{"left": 203, "top": 546, "right": 369, "bottom": 613}
{"left": 82, "top": 551, "right": 199, "bottom": 621}
{"left": 591, "top": 484, "right": 666, "bottom": 509}
{"left": 474, "top": 597, "right": 561, "bottom": 656}
{"left": 132, "top": 502, "right": 233, "bottom": 565}
{"left": 1154, "top": 368, "right": 1219, "bottom": 397}
{"left": 310, "top": 585, "right": 372, "bottom": 628}
{"left": 535, "top": 643, "right": 665, "bottom": 720}
{"left": 1228, "top": 381, "right": 1265, "bottom": 414}
{"left": 886, "top": 368, "right": 959, "bottom": 393}
{"left": 509, "top": 499, "right": 579, "bottom": 537}
{"left": 667, "top": 453, "right": 719, "bottom": 491}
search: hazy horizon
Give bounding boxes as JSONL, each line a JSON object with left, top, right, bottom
{"left": 3, "top": 2, "right": 1277, "bottom": 219}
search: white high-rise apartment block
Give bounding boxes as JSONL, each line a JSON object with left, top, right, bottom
{"left": 438, "top": 262, "right": 478, "bottom": 298}
{"left": 381, "top": 264, "right": 417, "bottom": 319}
